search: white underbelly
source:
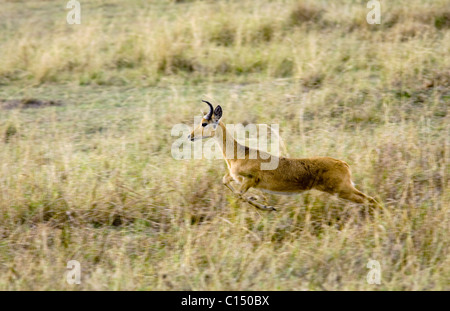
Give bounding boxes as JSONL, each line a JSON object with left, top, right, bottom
{"left": 259, "top": 188, "right": 299, "bottom": 196}
{"left": 230, "top": 174, "right": 300, "bottom": 196}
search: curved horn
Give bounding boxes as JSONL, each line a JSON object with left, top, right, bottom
{"left": 202, "top": 100, "right": 213, "bottom": 120}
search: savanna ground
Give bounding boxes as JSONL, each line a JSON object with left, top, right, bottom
{"left": 0, "top": 0, "right": 449, "bottom": 290}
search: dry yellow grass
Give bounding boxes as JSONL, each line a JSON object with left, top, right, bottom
{"left": 0, "top": 0, "right": 448, "bottom": 290}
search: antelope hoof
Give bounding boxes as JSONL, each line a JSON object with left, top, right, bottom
{"left": 261, "top": 204, "right": 276, "bottom": 211}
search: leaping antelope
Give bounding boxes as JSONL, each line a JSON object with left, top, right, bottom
{"left": 188, "top": 100, "right": 381, "bottom": 211}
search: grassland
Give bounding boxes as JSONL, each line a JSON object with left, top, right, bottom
{"left": 0, "top": 0, "right": 449, "bottom": 290}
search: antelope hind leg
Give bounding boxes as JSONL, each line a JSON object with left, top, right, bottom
{"left": 338, "top": 187, "right": 383, "bottom": 210}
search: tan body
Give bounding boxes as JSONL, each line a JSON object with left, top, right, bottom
{"left": 189, "top": 102, "right": 381, "bottom": 211}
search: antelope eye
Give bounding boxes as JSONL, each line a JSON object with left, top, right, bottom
{"left": 202, "top": 123, "right": 208, "bottom": 127}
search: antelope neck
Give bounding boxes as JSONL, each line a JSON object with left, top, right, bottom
{"left": 213, "top": 121, "right": 244, "bottom": 162}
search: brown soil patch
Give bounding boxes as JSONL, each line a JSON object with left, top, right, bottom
{"left": 0, "top": 98, "right": 62, "bottom": 110}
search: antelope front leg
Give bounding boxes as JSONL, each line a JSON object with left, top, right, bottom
{"left": 222, "top": 173, "right": 236, "bottom": 193}
{"left": 222, "top": 173, "right": 275, "bottom": 211}
{"left": 237, "top": 178, "right": 276, "bottom": 212}
{"left": 247, "top": 190, "right": 268, "bottom": 204}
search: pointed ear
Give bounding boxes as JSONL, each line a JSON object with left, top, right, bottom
{"left": 213, "top": 105, "right": 222, "bottom": 121}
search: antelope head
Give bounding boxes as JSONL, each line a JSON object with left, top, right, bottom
{"left": 188, "top": 100, "right": 223, "bottom": 141}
